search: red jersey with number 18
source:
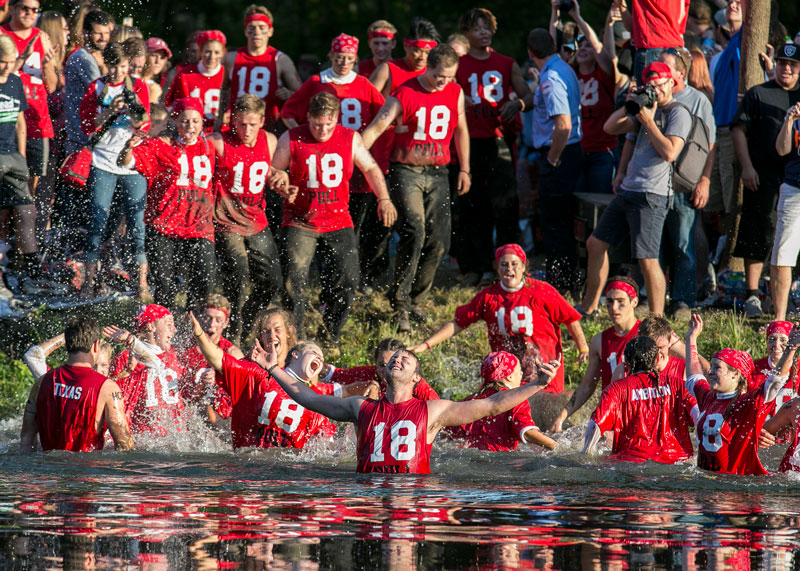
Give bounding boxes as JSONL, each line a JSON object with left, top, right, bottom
{"left": 390, "top": 79, "right": 461, "bottom": 166}
{"left": 229, "top": 47, "right": 282, "bottom": 130}
{"left": 164, "top": 63, "right": 224, "bottom": 130}
{"left": 600, "top": 322, "right": 641, "bottom": 390}
{"left": 456, "top": 51, "right": 515, "bottom": 139}
{"left": 284, "top": 124, "right": 355, "bottom": 232}
{"left": 454, "top": 279, "right": 582, "bottom": 393}
{"left": 36, "top": 365, "right": 107, "bottom": 452}
{"left": 213, "top": 130, "right": 271, "bottom": 235}
{"left": 179, "top": 337, "right": 235, "bottom": 418}
{"left": 357, "top": 397, "right": 432, "bottom": 474}
{"left": 132, "top": 136, "right": 216, "bottom": 241}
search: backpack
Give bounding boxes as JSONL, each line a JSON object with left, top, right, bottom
{"left": 658, "top": 101, "right": 711, "bottom": 194}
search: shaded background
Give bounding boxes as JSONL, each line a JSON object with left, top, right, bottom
{"left": 95, "top": 0, "right": 800, "bottom": 67}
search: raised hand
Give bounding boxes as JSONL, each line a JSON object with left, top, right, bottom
{"left": 687, "top": 314, "right": 703, "bottom": 342}
{"left": 103, "top": 325, "right": 133, "bottom": 344}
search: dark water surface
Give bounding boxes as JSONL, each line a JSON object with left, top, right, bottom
{"left": 2, "top": 420, "right": 800, "bottom": 569}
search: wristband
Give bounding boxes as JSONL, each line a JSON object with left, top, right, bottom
{"left": 267, "top": 364, "right": 279, "bottom": 375}
{"left": 424, "top": 341, "right": 431, "bottom": 350}
{"left": 579, "top": 348, "right": 589, "bottom": 353}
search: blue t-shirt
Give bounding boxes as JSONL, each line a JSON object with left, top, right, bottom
{"left": 0, "top": 74, "right": 28, "bottom": 155}
{"left": 532, "top": 55, "right": 582, "bottom": 148}
{"left": 712, "top": 30, "right": 741, "bottom": 128}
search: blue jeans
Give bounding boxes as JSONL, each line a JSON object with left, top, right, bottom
{"left": 576, "top": 148, "right": 619, "bottom": 195}
{"left": 85, "top": 166, "right": 147, "bottom": 264}
{"left": 662, "top": 192, "right": 697, "bottom": 306}
{"left": 634, "top": 48, "right": 665, "bottom": 85}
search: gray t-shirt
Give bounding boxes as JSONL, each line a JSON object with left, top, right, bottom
{"left": 65, "top": 48, "right": 101, "bottom": 152}
{"left": 674, "top": 85, "right": 716, "bottom": 144}
{"left": 621, "top": 102, "right": 692, "bottom": 196}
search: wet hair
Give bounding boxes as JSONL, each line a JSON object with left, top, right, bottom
{"left": 407, "top": 17, "right": 439, "bottom": 43}
{"left": 605, "top": 275, "right": 639, "bottom": 298}
{"left": 64, "top": 317, "right": 102, "bottom": 354}
{"left": 285, "top": 341, "right": 322, "bottom": 368}
{"left": 308, "top": 91, "right": 340, "bottom": 118}
{"left": 374, "top": 338, "right": 405, "bottom": 364}
{"left": 639, "top": 316, "right": 673, "bottom": 343}
{"left": 527, "top": 28, "right": 556, "bottom": 59}
{"left": 149, "top": 103, "right": 168, "bottom": 122}
{"left": 202, "top": 293, "right": 232, "bottom": 317}
{"left": 367, "top": 19, "right": 396, "bottom": 36}
{"left": 103, "top": 42, "right": 126, "bottom": 67}
{"left": 234, "top": 94, "right": 266, "bottom": 117}
{"left": 244, "top": 4, "right": 273, "bottom": 22}
{"left": 0, "top": 35, "right": 18, "bottom": 59}
{"left": 458, "top": 8, "right": 498, "bottom": 35}
{"left": 624, "top": 336, "right": 660, "bottom": 376}
{"left": 97, "top": 340, "right": 112, "bottom": 359}
{"left": 390, "top": 349, "right": 423, "bottom": 378}
{"left": 123, "top": 37, "right": 146, "bottom": 60}
{"left": 251, "top": 308, "right": 297, "bottom": 347}
{"left": 427, "top": 44, "right": 459, "bottom": 69}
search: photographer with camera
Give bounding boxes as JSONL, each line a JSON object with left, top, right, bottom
{"left": 78, "top": 41, "right": 150, "bottom": 299}
{"left": 578, "top": 62, "right": 691, "bottom": 317}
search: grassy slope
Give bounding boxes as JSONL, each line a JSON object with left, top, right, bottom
{"left": 0, "top": 283, "right": 770, "bottom": 423}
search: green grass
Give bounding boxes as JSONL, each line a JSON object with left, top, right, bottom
{"left": 0, "top": 286, "right": 771, "bottom": 422}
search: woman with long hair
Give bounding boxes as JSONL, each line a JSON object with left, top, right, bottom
{"left": 688, "top": 48, "right": 714, "bottom": 103}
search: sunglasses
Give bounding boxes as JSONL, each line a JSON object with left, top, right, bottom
{"left": 16, "top": 5, "right": 41, "bottom": 13}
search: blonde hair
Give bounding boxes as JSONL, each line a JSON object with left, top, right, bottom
{"left": 308, "top": 92, "right": 340, "bottom": 118}
{"left": 110, "top": 25, "right": 143, "bottom": 44}
{"left": 233, "top": 93, "right": 266, "bottom": 117}
{"left": 244, "top": 4, "right": 273, "bottom": 21}
{"left": 367, "top": 19, "right": 397, "bottom": 36}
{"left": 0, "top": 35, "right": 18, "bottom": 59}
{"left": 251, "top": 308, "right": 297, "bottom": 347}
{"left": 38, "top": 11, "right": 67, "bottom": 70}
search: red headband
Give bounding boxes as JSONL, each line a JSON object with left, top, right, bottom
{"left": 605, "top": 280, "right": 638, "bottom": 299}
{"left": 495, "top": 243, "right": 526, "bottom": 265}
{"left": 404, "top": 38, "right": 437, "bottom": 50}
{"left": 205, "top": 306, "right": 230, "bottom": 320}
{"left": 480, "top": 351, "right": 520, "bottom": 383}
{"left": 331, "top": 33, "right": 359, "bottom": 55}
{"left": 766, "top": 321, "right": 792, "bottom": 338}
{"left": 369, "top": 29, "right": 395, "bottom": 40}
{"left": 172, "top": 97, "right": 205, "bottom": 117}
{"left": 135, "top": 304, "right": 171, "bottom": 330}
{"left": 713, "top": 348, "right": 754, "bottom": 382}
{"left": 197, "top": 30, "right": 227, "bottom": 48}
{"left": 245, "top": 14, "right": 273, "bottom": 29}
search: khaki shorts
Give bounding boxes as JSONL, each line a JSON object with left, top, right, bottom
{"left": 706, "top": 127, "right": 738, "bottom": 213}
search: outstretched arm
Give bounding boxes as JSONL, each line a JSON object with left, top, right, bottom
{"left": 23, "top": 333, "right": 65, "bottom": 380}
{"left": 408, "top": 320, "right": 463, "bottom": 353}
{"left": 188, "top": 313, "right": 224, "bottom": 372}
{"left": 685, "top": 314, "right": 705, "bottom": 379}
{"left": 551, "top": 334, "right": 602, "bottom": 431}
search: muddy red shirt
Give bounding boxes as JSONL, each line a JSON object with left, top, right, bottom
{"left": 111, "top": 346, "right": 186, "bottom": 436}
{"left": 213, "top": 129, "right": 271, "bottom": 235}
{"left": 284, "top": 124, "right": 355, "bottom": 232}
{"left": 330, "top": 365, "right": 439, "bottom": 400}
{"left": 179, "top": 337, "right": 235, "bottom": 419}
{"left": 229, "top": 46, "right": 282, "bottom": 130}
{"left": 280, "top": 71, "right": 384, "bottom": 133}
{"left": 164, "top": 63, "right": 224, "bottom": 130}
{"left": 445, "top": 386, "right": 538, "bottom": 452}
{"left": 356, "top": 397, "right": 432, "bottom": 474}
{"left": 36, "top": 365, "right": 107, "bottom": 452}
{"left": 390, "top": 78, "right": 461, "bottom": 166}
{"left": 131, "top": 136, "right": 216, "bottom": 241}
{"left": 456, "top": 50, "right": 515, "bottom": 139}
{"left": 592, "top": 372, "right": 697, "bottom": 463}
{"left": 574, "top": 64, "right": 618, "bottom": 153}
{"left": 752, "top": 357, "right": 800, "bottom": 418}
{"left": 217, "top": 353, "right": 336, "bottom": 449}
{"left": 600, "top": 322, "right": 641, "bottom": 390}
{"left": 1, "top": 26, "right": 53, "bottom": 139}
{"left": 686, "top": 374, "right": 773, "bottom": 475}
{"left": 455, "top": 279, "right": 582, "bottom": 393}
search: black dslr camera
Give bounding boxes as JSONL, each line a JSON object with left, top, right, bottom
{"left": 624, "top": 85, "right": 658, "bottom": 115}
{"left": 122, "top": 89, "right": 148, "bottom": 124}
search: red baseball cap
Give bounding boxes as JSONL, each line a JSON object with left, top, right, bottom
{"left": 146, "top": 37, "right": 172, "bottom": 59}
{"left": 641, "top": 61, "right": 673, "bottom": 84}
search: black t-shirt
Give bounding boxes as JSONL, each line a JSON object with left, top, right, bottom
{"left": 0, "top": 74, "right": 27, "bottom": 155}
{"left": 784, "top": 118, "right": 800, "bottom": 188}
{"left": 733, "top": 80, "right": 800, "bottom": 172}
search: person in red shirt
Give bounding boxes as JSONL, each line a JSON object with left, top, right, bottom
{"left": 164, "top": 30, "right": 226, "bottom": 132}
{"left": 445, "top": 351, "right": 557, "bottom": 452}
{"left": 550, "top": 276, "right": 641, "bottom": 432}
{"left": 358, "top": 20, "right": 396, "bottom": 80}
{"left": 324, "top": 337, "right": 439, "bottom": 401}
{"left": 215, "top": 4, "right": 302, "bottom": 133}
{"left": 752, "top": 321, "right": 800, "bottom": 414}
{"left": 583, "top": 336, "right": 697, "bottom": 463}
{"left": 20, "top": 316, "right": 133, "bottom": 452}
{"left": 208, "top": 94, "right": 292, "bottom": 342}
{"left": 454, "top": 8, "right": 533, "bottom": 284}
{"left": 118, "top": 97, "right": 216, "bottom": 311}
{"left": 684, "top": 314, "right": 793, "bottom": 475}
{"left": 621, "top": 0, "right": 690, "bottom": 82}
{"left": 107, "top": 304, "right": 187, "bottom": 436}
{"left": 270, "top": 91, "right": 396, "bottom": 340}
{"left": 362, "top": 44, "right": 470, "bottom": 331}
{"left": 411, "top": 244, "right": 588, "bottom": 396}
{"left": 260, "top": 342, "right": 560, "bottom": 473}
{"left": 249, "top": 308, "right": 297, "bottom": 370}
{"left": 179, "top": 294, "right": 245, "bottom": 425}
{"left": 369, "top": 18, "right": 438, "bottom": 98}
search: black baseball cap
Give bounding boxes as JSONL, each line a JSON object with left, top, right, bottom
{"left": 777, "top": 43, "right": 800, "bottom": 63}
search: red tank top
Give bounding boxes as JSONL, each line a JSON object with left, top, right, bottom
{"left": 1, "top": 26, "right": 53, "bottom": 139}
{"left": 575, "top": 64, "right": 618, "bottom": 153}
{"left": 230, "top": 46, "right": 282, "bottom": 130}
{"left": 600, "top": 321, "right": 641, "bottom": 390}
{"left": 356, "top": 397, "right": 432, "bottom": 474}
{"left": 36, "top": 365, "right": 107, "bottom": 452}
{"left": 214, "top": 130, "right": 271, "bottom": 235}
{"left": 387, "top": 58, "right": 425, "bottom": 92}
{"left": 284, "top": 124, "right": 355, "bottom": 232}
{"left": 456, "top": 51, "right": 515, "bottom": 139}
{"left": 390, "top": 79, "right": 461, "bottom": 166}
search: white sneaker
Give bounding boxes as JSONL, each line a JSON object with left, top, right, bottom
{"left": 744, "top": 295, "right": 763, "bottom": 318}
